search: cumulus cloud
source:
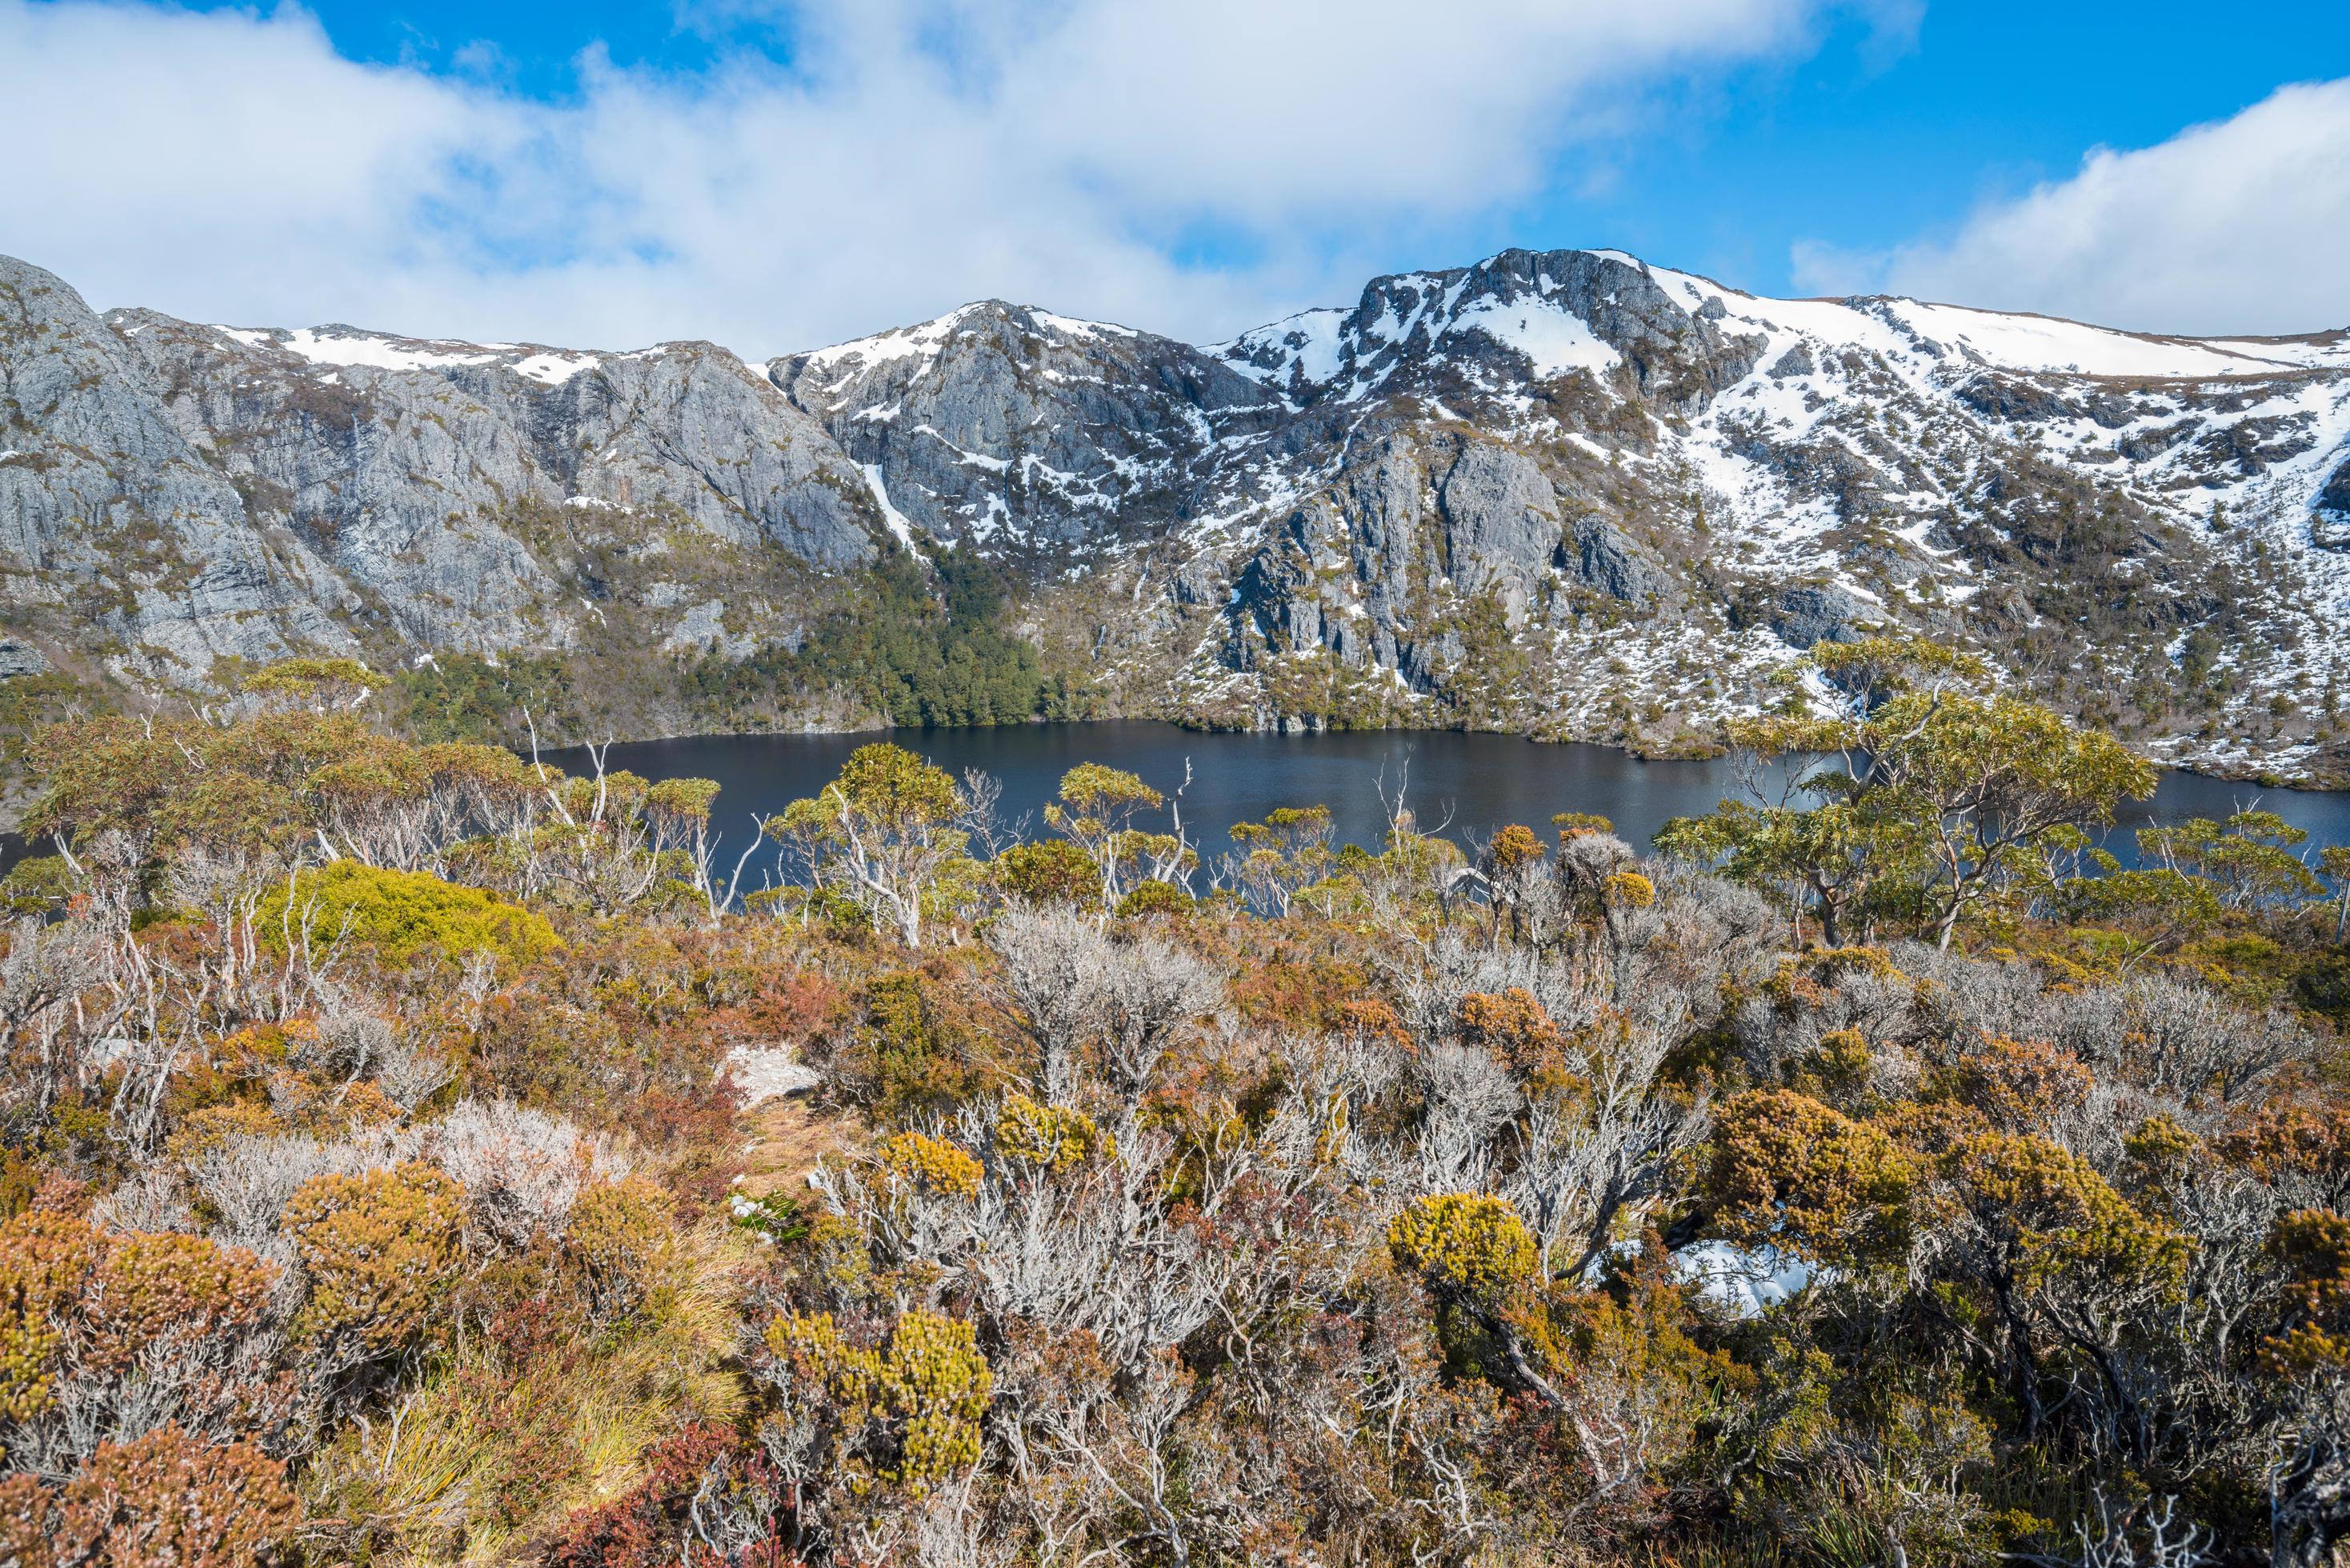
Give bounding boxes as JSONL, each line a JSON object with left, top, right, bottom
{"left": 0, "top": 0, "right": 1848, "bottom": 354}
{"left": 1794, "top": 79, "right": 2350, "bottom": 335}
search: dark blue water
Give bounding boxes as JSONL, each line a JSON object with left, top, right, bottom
{"left": 562, "top": 722, "right": 1754, "bottom": 870}
{"left": 543, "top": 721, "right": 2350, "bottom": 872}
{"left": 8, "top": 722, "right": 2350, "bottom": 878}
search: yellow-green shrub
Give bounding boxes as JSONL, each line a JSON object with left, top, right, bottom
{"left": 1707, "top": 1090, "right": 1916, "bottom": 1266}
{"left": 258, "top": 860, "right": 559, "bottom": 967}
{"left": 767, "top": 1308, "right": 993, "bottom": 1491}
{"left": 1114, "top": 878, "right": 1193, "bottom": 920}
{"left": 992, "top": 1094, "right": 1113, "bottom": 1171}
{"left": 990, "top": 838, "right": 1101, "bottom": 909}
{"left": 1387, "top": 1194, "right": 1539, "bottom": 1306}
{"left": 875, "top": 1132, "right": 983, "bottom": 1202}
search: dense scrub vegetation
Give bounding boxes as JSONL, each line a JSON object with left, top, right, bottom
{"left": 365, "top": 550, "right": 1079, "bottom": 756}
{"left": 1, "top": 646, "right": 2348, "bottom": 1566}
{"left": 695, "top": 550, "right": 1071, "bottom": 730}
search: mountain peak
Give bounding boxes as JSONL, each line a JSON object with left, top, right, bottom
{"left": 5, "top": 245, "right": 2349, "bottom": 784}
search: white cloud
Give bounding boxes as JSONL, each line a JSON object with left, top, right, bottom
{"left": 0, "top": 0, "right": 1848, "bottom": 354}
{"left": 1795, "top": 79, "right": 2350, "bottom": 335}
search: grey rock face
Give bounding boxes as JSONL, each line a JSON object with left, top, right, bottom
{"left": 3, "top": 255, "right": 880, "bottom": 680}
{"left": 661, "top": 598, "right": 757, "bottom": 659}
{"left": 6, "top": 242, "right": 2350, "bottom": 781}
{"left": 1565, "top": 515, "right": 1669, "bottom": 606}
{"left": 773, "top": 302, "right": 1285, "bottom": 554}
{"left": 0, "top": 257, "right": 354, "bottom": 673}
{"left": 1435, "top": 441, "right": 1557, "bottom": 617}
{"left": 1768, "top": 586, "right": 1870, "bottom": 650}
{"left": 0, "top": 638, "right": 49, "bottom": 678}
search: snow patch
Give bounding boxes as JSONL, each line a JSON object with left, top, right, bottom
{"left": 859, "top": 463, "right": 927, "bottom": 558}
{"left": 510, "top": 352, "right": 598, "bottom": 386}
{"left": 1034, "top": 310, "right": 1135, "bottom": 340}
{"left": 798, "top": 306, "right": 981, "bottom": 380}
{"left": 247, "top": 327, "right": 501, "bottom": 374}
{"left": 1215, "top": 308, "right": 1347, "bottom": 390}
{"left": 1670, "top": 1242, "right": 1823, "bottom": 1319}
{"left": 1887, "top": 301, "right": 2290, "bottom": 378}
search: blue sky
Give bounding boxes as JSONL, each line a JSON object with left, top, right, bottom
{"left": 3, "top": 1, "right": 2347, "bottom": 350}
{"left": 258, "top": 0, "right": 2350, "bottom": 299}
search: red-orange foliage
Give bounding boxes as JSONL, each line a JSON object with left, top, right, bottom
{"left": 0, "top": 1426, "right": 297, "bottom": 1568}
{"left": 0, "top": 1210, "right": 275, "bottom": 1424}
{"left": 1933, "top": 1035, "right": 2094, "bottom": 1134}
{"left": 548, "top": 1422, "right": 787, "bottom": 1568}
{"left": 2220, "top": 1100, "right": 2350, "bottom": 1209}
{"left": 1338, "top": 995, "right": 1412, "bottom": 1053}
{"left": 2263, "top": 1208, "right": 2350, "bottom": 1375}
{"left": 1456, "top": 989, "right": 1567, "bottom": 1080}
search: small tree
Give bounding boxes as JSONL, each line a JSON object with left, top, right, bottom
{"left": 1227, "top": 805, "right": 1336, "bottom": 918}
{"left": 775, "top": 744, "right": 979, "bottom": 948}
{"left": 1476, "top": 823, "right": 1545, "bottom": 941}
{"left": 2320, "top": 844, "right": 2350, "bottom": 944}
{"left": 1662, "top": 638, "right": 2156, "bottom": 949}
{"left": 2136, "top": 809, "right": 2323, "bottom": 914}
{"left": 1045, "top": 763, "right": 1172, "bottom": 913}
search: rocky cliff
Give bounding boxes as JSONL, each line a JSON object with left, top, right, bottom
{"left": 5, "top": 246, "right": 2348, "bottom": 794}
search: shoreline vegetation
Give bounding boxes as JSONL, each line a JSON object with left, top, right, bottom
{"left": 2, "top": 639, "right": 2349, "bottom": 1566}
{"left": 4, "top": 530, "right": 2335, "bottom": 837}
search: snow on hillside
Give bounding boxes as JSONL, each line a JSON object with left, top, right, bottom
{"left": 207, "top": 324, "right": 618, "bottom": 386}
{"left": 1217, "top": 266, "right": 1623, "bottom": 401}
{"left": 787, "top": 301, "right": 1147, "bottom": 411}
{"left": 1617, "top": 257, "right": 2303, "bottom": 378}
{"left": 791, "top": 304, "right": 985, "bottom": 386}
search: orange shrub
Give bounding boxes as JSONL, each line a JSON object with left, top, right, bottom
{"left": 1457, "top": 989, "right": 1566, "bottom": 1079}
{"left": 284, "top": 1162, "right": 463, "bottom": 1350}
{"left": 0, "top": 1211, "right": 274, "bottom": 1422}
{"left": 0, "top": 1426, "right": 297, "bottom": 1568}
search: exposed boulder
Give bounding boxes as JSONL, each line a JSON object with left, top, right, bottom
{"left": 1769, "top": 586, "right": 1871, "bottom": 650}
{"left": 1566, "top": 515, "right": 1670, "bottom": 606}
{"left": 0, "top": 638, "right": 49, "bottom": 678}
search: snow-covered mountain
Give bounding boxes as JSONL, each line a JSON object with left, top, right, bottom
{"left": 770, "top": 299, "right": 1287, "bottom": 555}
{"left": 5, "top": 246, "right": 2348, "bottom": 781}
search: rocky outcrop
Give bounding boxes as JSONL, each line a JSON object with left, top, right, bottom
{"left": 0, "top": 256, "right": 357, "bottom": 674}
{"left": 1, "top": 257, "right": 883, "bottom": 679}
{"left": 0, "top": 638, "right": 49, "bottom": 678}
{"left": 2319, "top": 455, "right": 2350, "bottom": 519}
{"left": 1435, "top": 442, "right": 1558, "bottom": 617}
{"left": 1768, "top": 586, "right": 1871, "bottom": 650}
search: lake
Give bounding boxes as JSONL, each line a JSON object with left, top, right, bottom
{"left": 544, "top": 721, "right": 2350, "bottom": 877}
{"left": 9, "top": 721, "right": 2350, "bottom": 882}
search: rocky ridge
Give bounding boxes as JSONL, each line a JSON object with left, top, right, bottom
{"left": 5, "top": 246, "right": 2349, "bottom": 786}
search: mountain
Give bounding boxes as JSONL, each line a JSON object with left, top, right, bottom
{"left": 6, "top": 246, "right": 2349, "bottom": 801}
